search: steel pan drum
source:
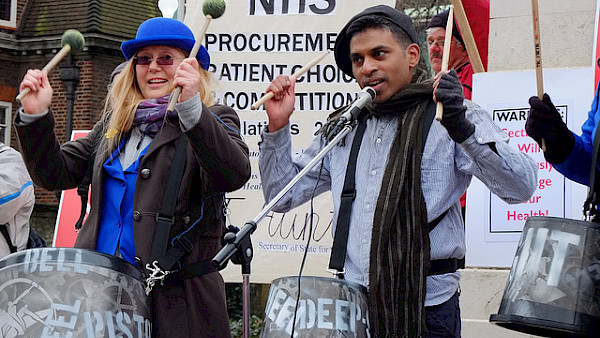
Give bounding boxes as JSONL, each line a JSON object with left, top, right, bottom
{"left": 490, "top": 216, "right": 600, "bottom": 337}
{"left": 261, "top": 276, "right": 369, "bottom": 337}
{"left": 0, "top": 248, "right": 151, "bottom": 337}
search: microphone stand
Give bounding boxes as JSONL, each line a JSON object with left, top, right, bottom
{"left": 212, "top": 119, "right": 358, "bottom": 338}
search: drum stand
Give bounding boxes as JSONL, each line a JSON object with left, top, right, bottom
{"left": 212, "top": 119, "right": 358, "bottom": 338}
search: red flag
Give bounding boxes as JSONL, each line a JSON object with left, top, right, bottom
{"left": 594, "top": 2, "right": 599, "bottom": 90}
{"left": 458, "top": 0, "right": 490, "bottom": 71}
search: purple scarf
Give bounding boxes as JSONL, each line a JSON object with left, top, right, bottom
{"left": 133, "top": 95, "right": 178, "bottom": 137}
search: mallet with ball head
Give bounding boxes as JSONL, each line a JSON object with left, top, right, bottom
{"left": 17, "top": 29, "right": 85, "bottom": 101}
{"left": 167, "top": 0, "right": 226, "bottom": 112}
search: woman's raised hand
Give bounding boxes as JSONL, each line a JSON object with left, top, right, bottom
{"left": 19, "top": 69, "right": 53, "bottom": 115}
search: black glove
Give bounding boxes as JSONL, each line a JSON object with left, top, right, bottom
{"left": 435, "top": 70, "right": 475, "bottom": 143}
{"left": 525, "top": 93, "right": 574, "bottom": 164}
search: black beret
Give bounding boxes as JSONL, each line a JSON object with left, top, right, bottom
{"left": 427, "top": 9, "right": 464, "bottom": 45}
{"left": 334, "top": 5, "right": 418, "bottom": 78}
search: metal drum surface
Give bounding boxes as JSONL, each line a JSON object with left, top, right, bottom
{"left": 0, "top": 247, "right": 151, "bottom": 337}
{"left": 490, "top": 216, "right": 600, "bottom": 337}
{"left": 261, "top": 275, "right": 369, "bottom": 337}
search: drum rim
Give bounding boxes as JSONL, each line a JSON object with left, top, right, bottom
{"left": 490, "top": 312, "right": 599, "bottom": 336}
{"left": 0, "top": 248, "right": 142, "bottom": 279}
{"left": 525, "top": 216, "right": 600, "bottom": 230}
{"left": 271, "top": 275, "right": 368, "bottom": 293}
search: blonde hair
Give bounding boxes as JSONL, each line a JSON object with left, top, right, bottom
{"left": 99, "top": 58, "right": 216, "bottom": 159}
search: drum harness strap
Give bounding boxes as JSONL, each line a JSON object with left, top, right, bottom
{"left": 0, "top": 225, "right": 18, "bottom": 253}
{"left": 328, "top": 103, "right": 462, "bottom": 278}
{"left": 583, "top": 85, "right": 600, "bottom": 221}
{"left": 141, "top": 135, "right": 225, "bottom": 295}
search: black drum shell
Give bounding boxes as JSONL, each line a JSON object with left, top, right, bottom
{"left": 0, "top": 247, "right": 151, "bottom": 337}
{"left": 490, "top": 216, "right": 600, "bottom": 337}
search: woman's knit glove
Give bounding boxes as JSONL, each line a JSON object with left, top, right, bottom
{"left": 525, "top": 93, "right": 574, "bottom": 164}
{"left": 435, "top": 70, "right": 475, "bottom": 143}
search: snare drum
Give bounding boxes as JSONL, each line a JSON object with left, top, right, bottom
{"left": 261, "top": 276, "right": 369, "bottom": 337}
{"left": 490, "top": 216, "right": 600, "bottom": 337}
{"left": 0, "top": 248, "right": 151, "bottom": 337}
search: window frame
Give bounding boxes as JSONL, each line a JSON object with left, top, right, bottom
{"left": 0, "top": 101, "right": 12, "bottom": 144}
{"left": 0, "top": 0, "right": 17, "bottom": 29}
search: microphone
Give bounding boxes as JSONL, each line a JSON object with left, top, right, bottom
{"left": 337, "top": 86, "right": 376, "bottom": 125}
{"left": 324, "top": 87, "right": 376, "bottom": 141}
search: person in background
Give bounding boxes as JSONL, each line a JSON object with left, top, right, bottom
{"left": 258, "top": 5, "right": 537, "bottom": 337}
{"left": 15, "top": 17, "right": 250, "bottom": 337}
{"left": 426, "top": 9, "right": 476, "bottom": 100}
{"left": 110, "top": 61, "right": 128, "bottom": 86}
{"left": 0, "top": 141, "right": 35, "bottom": 258}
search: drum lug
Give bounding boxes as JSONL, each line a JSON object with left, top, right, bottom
{"left": 583, "top": 201, "right": 595, "bottom": 221}
{"left": 144, "top": 260, "right": 172, "bottom": 295}
{"left": 326, "top": 268, "right": 345, "bottom": 279}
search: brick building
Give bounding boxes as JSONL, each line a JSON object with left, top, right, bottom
{"left": 0, "top": 0, "right": 162, "bottom": 237}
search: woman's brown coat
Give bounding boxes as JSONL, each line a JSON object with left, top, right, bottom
{"left": 15, "top": 104, "right": 251, "bottom": 337}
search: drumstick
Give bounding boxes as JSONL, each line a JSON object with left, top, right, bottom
{"left": 435, "top": 5, "right": 455, "bottom": 121}
{"left": 531, "top": 0, "right": 547, "bottom": 151}
{"left": 167, "top": 0, "right": 226, "bottom": 112}
{"left": 250, "top": 50, "right": 331, "bottom": 110}
{"left": 449, "top": 0, "right": 484, "bottom": 73}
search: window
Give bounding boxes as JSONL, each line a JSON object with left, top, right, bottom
{"left": 0, "top": 101, "right": 11, "bottom": 144}
{"left": 0, "top": 0, "right": 16, "bottom": 28}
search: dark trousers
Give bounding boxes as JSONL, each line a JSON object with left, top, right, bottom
{"left": 425, "top": 291, "right": 461, "bottom": 338}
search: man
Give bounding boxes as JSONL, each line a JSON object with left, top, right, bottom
{"left": 0, "top": 142, "right": 35, "bottom": 258}
{"left": 259, "top": 5, "right": 537, "bottom": 337}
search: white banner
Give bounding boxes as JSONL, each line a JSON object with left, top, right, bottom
{"left": 186, "top": 0, "right": 394, "bottom": 283}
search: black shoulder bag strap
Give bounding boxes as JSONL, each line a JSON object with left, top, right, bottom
{"left": 0, "top": 224, "right": 17, "bottom": 254}
{"left": 328, "top": 114, "right": 369, "bottom": 275}
{"left": 149, "top": 134, "right": 188, "bottom": 269}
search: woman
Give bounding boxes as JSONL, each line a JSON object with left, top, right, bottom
{"left": 15, "top": 17, "right": 250, "bottom": 337}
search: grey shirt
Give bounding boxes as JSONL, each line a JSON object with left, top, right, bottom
{"left": 258, "top": 99, "right": 538, "bottom": 306}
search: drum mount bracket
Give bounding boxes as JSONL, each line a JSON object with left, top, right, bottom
{"left": 144, "top": 260, "right": 172, "bottom": 295}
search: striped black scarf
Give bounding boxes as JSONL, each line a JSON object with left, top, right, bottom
{"left": 318, "top": 72, "right": 434, "bottom": 337}
{"left": 366, "top": 80, "right": 433, "bottom": 337}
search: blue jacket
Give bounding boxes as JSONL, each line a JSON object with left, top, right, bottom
{"left": 554, "top": 81, "right": 600, "bottom": 186}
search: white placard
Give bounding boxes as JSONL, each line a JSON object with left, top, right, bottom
{"left": 466, "top": 67, "right": 594, "bottom": 267}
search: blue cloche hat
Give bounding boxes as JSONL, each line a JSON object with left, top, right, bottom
{"left": 121, "top": 17, "right": 210, "bottom": 70}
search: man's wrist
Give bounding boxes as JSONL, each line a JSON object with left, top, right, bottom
{"left": 268, "top": 120, "right": 288, "bottom": 133}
